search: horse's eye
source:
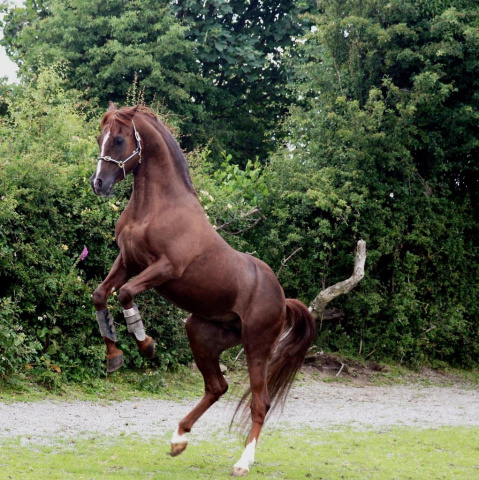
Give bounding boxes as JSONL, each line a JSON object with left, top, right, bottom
{"left": 114, "top": 137, "right": 124, "bottom": 146}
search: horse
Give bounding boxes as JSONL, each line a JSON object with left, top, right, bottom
{"left": 89, "top": 103, "right": 316, "bottom": 476}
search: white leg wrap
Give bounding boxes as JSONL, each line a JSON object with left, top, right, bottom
{"left": 96, "top": 308, "right": 117, "bottom": 342}
{"left": 123, "top": 303, "right": 146, "bottom": 341}
{"left": 233, "top": 439, "right": 256, "bottom": 473}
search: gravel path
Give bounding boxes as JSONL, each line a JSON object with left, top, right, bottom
{"left": 1, "top": 381, "right": 478, "bottom": 445}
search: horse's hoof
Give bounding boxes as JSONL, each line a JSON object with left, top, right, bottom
{"left": 231, "top": 466, "right": 249, "bottom": 476}
{"left": 170, "top": 441, "right": 188, "bottom": 457}
{"left": 106, "top": 351, "right": 124, "bottom": 373}
{"left": 139, "top": 336, "right": 156, "bottom": 359}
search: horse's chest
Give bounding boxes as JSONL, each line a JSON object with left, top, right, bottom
{"left": 116, "top": 225, "right": 156, "bottom": 272}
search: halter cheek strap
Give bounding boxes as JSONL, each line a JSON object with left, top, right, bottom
{"left": 97, "top": 121, "right": 142, "bottom": 178}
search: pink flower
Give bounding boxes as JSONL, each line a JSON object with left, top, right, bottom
{"left": 81, "top": 246, "right": 89, "bottom": 261}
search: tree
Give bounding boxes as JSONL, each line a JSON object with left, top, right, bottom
{"left": 258, "top": 0, "right": 479, "bottom": 367}
{"left": 1, "top": 0, "right": 317, "bottom": 159}
{"left": 172, "top": 0, "right": 316, "bottom": 159}
{"left": 0, "top": 0, "right": 211, "bottom": 149}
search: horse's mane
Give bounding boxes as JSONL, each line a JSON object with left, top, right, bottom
{"left": 100, "top": 105, "right": 194, "bottom": 194}
{"left": 100, "top": 105, "right": 157, "bottom": 129}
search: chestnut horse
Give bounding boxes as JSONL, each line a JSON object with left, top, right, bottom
{"left": 90, "top": 103, "right": 315, "bottom": 476}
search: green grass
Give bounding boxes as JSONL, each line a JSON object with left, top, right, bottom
{"left": 1, "top": 427, "right": 478, "bottom": 479}
{"left": 0, "top": 366, "right": 208, "bottom": 403}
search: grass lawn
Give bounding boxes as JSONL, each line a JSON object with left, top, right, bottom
{"left": 1, "top": 426, "right": 478, "bottom": 479}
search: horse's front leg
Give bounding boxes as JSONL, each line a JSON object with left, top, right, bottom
{"left": 92, "top": 254, "right": 128, "bottom": 373}
{"left": 115, "top": 258, "right": 178, "bottom": 360}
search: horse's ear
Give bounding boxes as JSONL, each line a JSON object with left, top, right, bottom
{"left": 127, "top": 105, "right": 139, "bottom": 120}
{"left": 108, "top": 101, "right": 117, "bottom": 111}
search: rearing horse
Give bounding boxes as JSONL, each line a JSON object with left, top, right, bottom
{"left": 90, "top": 103, "right": 315, "bottom": 476}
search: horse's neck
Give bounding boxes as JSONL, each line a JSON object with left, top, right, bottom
{"left": 129, "top": 147, "right": 197, "bottom": 217}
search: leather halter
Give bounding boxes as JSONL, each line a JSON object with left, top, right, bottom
{"left": 97, "top": 121, "right": 142, "bottom": 178}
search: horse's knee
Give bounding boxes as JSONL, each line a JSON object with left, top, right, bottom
{"left": 117, "top": 285, "right": 134, "bottom": 307}
{"left": 92, "top": 286, "right": 107, "bottom": 310}
{"left": 207, "top": 377, "right": 228, "bottom": 401}
{"left": 218, "top": 381, "right": 229, "bottom": 398}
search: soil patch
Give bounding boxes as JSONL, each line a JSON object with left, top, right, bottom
{"left": 303, "top": 352, "right": 472, "bottom": 386}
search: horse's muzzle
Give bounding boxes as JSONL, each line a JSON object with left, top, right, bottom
{"left": 90, "top": 174, "right": 114, "bottom": 197}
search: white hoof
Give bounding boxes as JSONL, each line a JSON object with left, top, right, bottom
{"left": 171, "top": 429, "right": 188, "bottom": 457}
{"left": 231, "top": 466, "right": 249, "bottom": 476}
{"left": 232, "top": 439, "right": 256, "bottom": 477}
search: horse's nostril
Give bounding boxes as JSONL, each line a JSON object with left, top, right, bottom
{"left": 95, "top": 178, "right": 103, "bottom": 189}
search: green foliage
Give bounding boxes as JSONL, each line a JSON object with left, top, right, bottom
{"left": 0, "top": 65, "right": 102, "bottom": 382}
{"left": 0, "top": 296, "right": 41, "bottom": 381}
{"left": 268, "top": 0, "right": 479, "bottom": 367}
{"left": 0, "top": 0, "right": 317, "bottom": 160}
{"left": 0, "top": 0, "right": 211, "bottom": 149}
{"left": 0, "top": 67, "right": 191, "bottom": 384}
{"left": 172, "top": 0, "right": 317, "bottom": 159}
{"left": 0, "top": 0, "right": 478, "bottom": 382}
{"left": 190, "top": 150, "right": 269, "bottom": 251}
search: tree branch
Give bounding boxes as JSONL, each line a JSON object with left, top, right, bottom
{"left": 276, "top": 246, "right": 303, "bottom": 276}
{"left": 309, "top": 240, "right": 366, "bottom": 321}
{"left": 215, "top": 207, "right": 265, "bottom": 235}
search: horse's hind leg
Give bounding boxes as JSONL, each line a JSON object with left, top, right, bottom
{"left": 231, "top": 309, "right": 284, "bottom": 476}
{"left": 171, "top": 314, "right": 241, "bottom": 456}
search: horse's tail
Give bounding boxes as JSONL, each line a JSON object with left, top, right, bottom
{"left": 265, "top": 298, "right": 316, "bottom": 411}
{"left": 232, "top": 298, "right": 316, "bottom": 431}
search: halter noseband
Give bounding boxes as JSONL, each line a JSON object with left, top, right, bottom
{"left": 97, "top": 121, "right": 142, "bottom": 178}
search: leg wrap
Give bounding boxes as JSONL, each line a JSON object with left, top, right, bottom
{"left": 123, "top": 303, "right": 146, "bottom": 341}
{"left": 96, "top": 308, "right": 117, "bottom": 342}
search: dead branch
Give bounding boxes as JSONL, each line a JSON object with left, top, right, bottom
{"left": 309, "top": 240, "right": 366, "bottom": 321}
{"left": 277, "top": 246, "right": 303, "bottom": 276}
{"left": 321, "top": 307, "right": 344, "bottom": 322}
{"left": 225, "top": 241, "right": 366, "bottom": 370}
{"left": 215, "top": 207, "right": 265, "bottom": 235}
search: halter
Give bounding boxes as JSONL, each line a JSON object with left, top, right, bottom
{"left": 97, "top": 121, "right": 142, "bottom": 178}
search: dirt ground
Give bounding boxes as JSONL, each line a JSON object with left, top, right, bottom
{"left": 1, "top": 358, "right": 477, "bottom": 446}
{"left": 303, "top": 351, "right": 473, "bottom": 386}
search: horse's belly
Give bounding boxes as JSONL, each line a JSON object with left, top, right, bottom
{"left": 157, "top": 251, "right": 281, "bottom": 322}
{"left": 156, "top": 279, "right": 239, "bottom": 321}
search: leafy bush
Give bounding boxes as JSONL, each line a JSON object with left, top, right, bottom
{"left": 2, "top": 2, "right": 479, "bottom": 386}
{"left": 190, "top": 150, "right": 270, "bottom": 252}
{"left": 0, "top": 297, "right": 41, "bottom": 382}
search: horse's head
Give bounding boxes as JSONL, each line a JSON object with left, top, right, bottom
{"left": 90, "top": 102, "right": 142, "bottom": 197}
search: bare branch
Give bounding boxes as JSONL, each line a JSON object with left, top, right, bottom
{"left": 215, "top": 207, "right": 265, "bottom": 235}
{"left": 321, "top": 307, "right": 344, "bottom": 322}
{"left": 309, "top": 240, "right": 367, "bottom": 321}
{"left": 277, "top": 246, "right": 303, "bottom": 276}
